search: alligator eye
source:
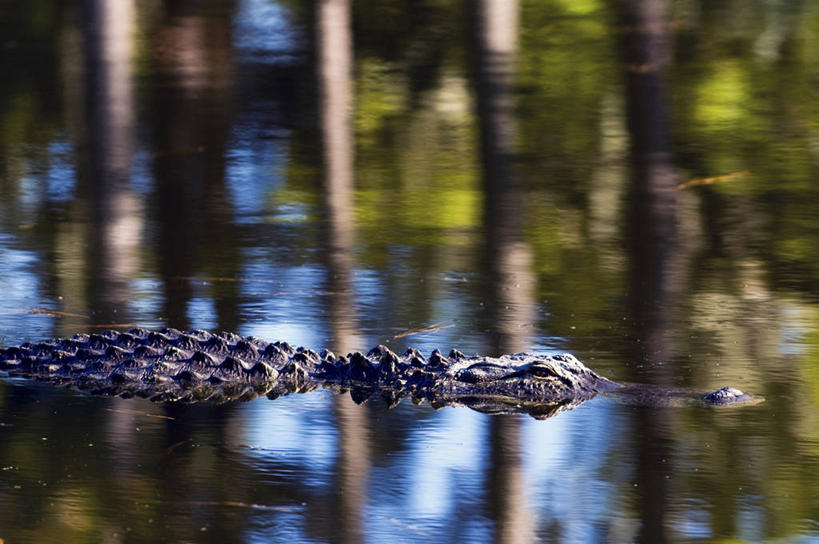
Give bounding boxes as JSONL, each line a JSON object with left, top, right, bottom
{"left": 529, "top": 364, "right": 556, "bottom": 379}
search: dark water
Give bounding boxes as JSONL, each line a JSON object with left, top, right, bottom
{"left": 1, "top": 0, "right": 818, "bottom": 542}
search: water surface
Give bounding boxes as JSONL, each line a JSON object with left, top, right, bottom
{"left": 1, "top": 0, "right": 819, "bottom": 542}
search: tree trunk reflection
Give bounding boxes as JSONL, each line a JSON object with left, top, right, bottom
{"left": 148, "top": 2, "right": 240, "bottom": 330}
{"left": 79, "top": 0, "right": 140, "bottom": 325}
{"left": 316, "top": 2, "right": 369, "bottom": 543}
{"left": 473, "top": 1, "right": 536, "bottom": 542}
{"left": 616, "top": 0, "right": 681, "bottom": 541}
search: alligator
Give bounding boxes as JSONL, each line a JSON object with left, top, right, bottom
{"left": 0, "top": 328, "right": 761, "bottom": 419}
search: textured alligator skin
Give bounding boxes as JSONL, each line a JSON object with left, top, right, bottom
{"left": 0, "top": 328, "right": 760, "bottom": 419}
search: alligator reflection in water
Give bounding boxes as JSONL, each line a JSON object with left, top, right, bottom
{"left": 0, "top": 329, "right": 761, "bottom": 420}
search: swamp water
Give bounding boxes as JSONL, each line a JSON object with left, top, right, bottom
{"left": 1, "top": 0, "right": 818, "bottom": 542}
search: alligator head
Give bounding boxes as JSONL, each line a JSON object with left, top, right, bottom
{"left": 426, "top": 352, "right": 620, "bottom": 402}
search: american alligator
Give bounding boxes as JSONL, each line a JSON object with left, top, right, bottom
{"left": 0, "top": 328, "right": 760, "bottom": 419}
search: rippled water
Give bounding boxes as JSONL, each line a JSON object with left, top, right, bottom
{"left": 1, "top": 0, "right": 819, "bottom": 542}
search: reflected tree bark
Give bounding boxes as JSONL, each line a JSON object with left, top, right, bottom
{"left": 317, "top": 0, "right": 356, "bottom": 348}
{"left": 472, "top": 1, "right": 536, "bottom": 543}
{"left": 619, "top": 0, "right": 678, "bottom": 326}
{"left": 614, "top": 0, "right": 681, "bottom": 541}
{"left": 57, "top": 5, "right": 244, "bottom": 541}
{"left": 474, "top": 0, "right": 532, "bottom": 361}
{"left": 146, "top": 4, "right": 244, "bottom": 541}
{"left": 78, "top": 0, "right": 141, "bottom": 324}
{"left": 149, "top": 2, "right": 240, "bottom": 330}
{"left": 316, "top": 2, "right": 369, "bottom": 543}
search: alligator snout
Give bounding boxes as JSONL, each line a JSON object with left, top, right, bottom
{"left": 703, "top": 386, "right": 763, "bottom": 406}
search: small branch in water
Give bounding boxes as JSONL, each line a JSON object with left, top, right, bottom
{"left": 676, "top": 170, "right": 749, "bottom": 190}
{"left": 392, "top": 323, "right": 455, "bottom": 339}
{"left": 28, "top": 308, "right": 88, "bottom": 318}
{"left": 104, "top": 408, "right": 175, "bottom": 421}
{"left": 148, "top": 500, "right": 302, "bottom": 513}
{"left": 164, "top": 439, "right": 191, "bottom": 456}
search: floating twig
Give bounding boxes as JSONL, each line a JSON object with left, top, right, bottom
{"left": 677, "top": 170, "right": 749, "bottom": 190}
{"left": 165, "top": 440, "right": 191, "bottom": 456}
{"left": 392, "top": 323, "right": 455, "bottom": 339}
{"left": 104, "top": 408, "right": 176, "bottom": 421}
{"left": 149, "top": 500, "right": 301, "bottom": 513}
{"left": 28, "top": 308, "right": 88, "bottom": 318}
